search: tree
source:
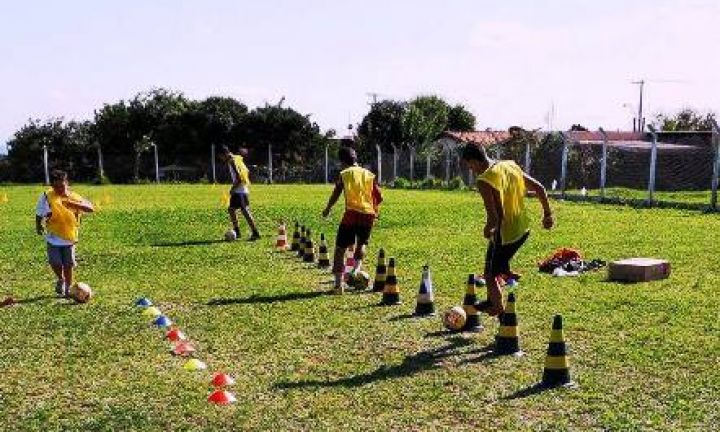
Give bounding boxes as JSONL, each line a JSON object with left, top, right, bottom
{"left": 654, "top": 109, "right": 717, "bottom": 131}
{"left": 401, "top": 95, "right": 449, "bottom": 180}
{"left": 570, "top": 124, "right": 589, "bottom": 131}
{"left": 446, "top": 104, "right": 476, "bottom": 131}
{"left": 357, "top": 100, "right": 407, "bottom": 154}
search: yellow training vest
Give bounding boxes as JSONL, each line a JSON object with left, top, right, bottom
{"left": 477, "top": 161, "right": 529, "bottom": 245}
{"left": 340, "top": 166, "right": 376, "bottom": 215}
{"left": 45, "top": 189, "right": 83, "bottom": 242}
{"left": 230, "top": 155, "right": 251, "bottom": 186}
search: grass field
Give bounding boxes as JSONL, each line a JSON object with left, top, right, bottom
{"left": 0, "top": 184, "right": 718, "bottom": 431}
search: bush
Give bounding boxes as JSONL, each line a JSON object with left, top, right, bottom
{"left": 393, "top": 177, "right": 411, "bottom": 189}
{"left": 92, "top": 174, "right": 112, "bottom": 185}
{"left": 448, "top": 176, "right": 466, "bottom": 190}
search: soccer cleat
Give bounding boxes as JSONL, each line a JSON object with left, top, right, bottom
{"left": 55, "top": 280, "right": 65, "bottom": 297}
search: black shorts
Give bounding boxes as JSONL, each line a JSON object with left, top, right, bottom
{"left": 484, "top": 231, "right": 529, "bottom": 277}
{"left": 335, "top": 224, "right": 372, "bottom": 249}
{"left": 229, "top": 192, "right": 250, "bottom": 209}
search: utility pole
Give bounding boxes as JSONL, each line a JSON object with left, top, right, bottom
{"left": 632, "top": 80, "right": 645, "bottom": 131}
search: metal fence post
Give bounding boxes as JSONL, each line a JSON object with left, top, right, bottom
{"left": 598, "top": 128, "right": 608, "bottom": 200}
{"left": 425, "top": 152, "right": 431, "bottom": 179}
{"left": 376, "top": 144, "right": 382, "bottom": 184}
{"left": 210, "top": 144, "right": 216, "bottom": 183}
{"left": 42, "top": 144, "right": 50, "bottom": 185}
{"left": 524, "top": 139, "right": 531, "bottom": 173}
{"left": 324, "top": 142, "right": 329, "bottom": 184}
{"left": 710, "top": 119, "right": 720, "bottom": 210}
{"left": 559, "top": 132, "right": 569, "bottom": 199}
{"left": 445, "top": 148, "right": 450, "bottom": 184}
{"left": 97, "top": 143, "right": 105, "bottom": 180}
{"left": 392, "top": 144, "right": 398, "bottom": 181}
{"left": 267, "top": 144, "right": 273, "bottom": 184}
{"left": 647, "top": 126, "right": 658, "bottom": 204}
{"left": 152, "top": 143, "right": 159, "bottom": 184}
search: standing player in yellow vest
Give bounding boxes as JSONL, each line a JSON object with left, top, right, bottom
{"left": 460, "top": 143, "right": 554, "bottom": 316}
{"left": 322, "top": 145, "right": 383, "bottom": 294}
{"left": 35, "top": 170, "right": 94, "bottom": 297}
{"left": 220, "top": 146, "right": 261, "bottom": 241}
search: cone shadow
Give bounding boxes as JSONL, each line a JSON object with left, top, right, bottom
{"left": 502, "top": 383, "right": 552, "bottom": 400}
{"left": 275, "top": 337, "right": 473, "bottom": 389}
{"left": 207, "top": 291, "right": 325, "bottom": 306}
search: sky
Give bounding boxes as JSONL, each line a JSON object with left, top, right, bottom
{"left": 1, "top": 0, "right": 719, "bottom": 154}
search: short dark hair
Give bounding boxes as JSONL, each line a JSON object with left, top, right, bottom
{"left": 338, "top": 146, "right": 357, "bottom": 165}
{"left": 50, "top": 170, "right": 68, "bottom": 183}
{"left": 220, "top": 145, "right": 231, "bottom": 155}
{"left": 237, "top": 147, "right": 249, "bottom": 158}
{"left": 460, "top": 144, "right": 490, "bottom": 163}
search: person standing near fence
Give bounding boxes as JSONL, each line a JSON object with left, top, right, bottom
{"left": 220, "top": 146, "right": 261, "bottom": 241}
{"left": 322, "top": 144, "right": 383, "bottom": 294}
{"left": 460, "top": 143, "right": 554, "bottom": 316}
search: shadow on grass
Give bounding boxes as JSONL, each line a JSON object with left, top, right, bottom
{"left": 152, "top": 239, "right": 226, "bottom": 247}
{"left": 502, "top": 383, "right": 551, "bottom": 400}
{"left": 388, "top": 313, "right": 433, "bottom": 322}
{"left": 275, "top": 337, "right": 473, "bottom": 389}
{"left": 13, "top": 295, "right": 55, "bottom": 305}
{"left": 207, "top": 291, "right": 325, "bottom": 306}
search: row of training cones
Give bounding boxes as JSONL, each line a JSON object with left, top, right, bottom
{"left": 282, "top": 221, "right": 334, "bottom": 270}
{"left": 134, "top": 297, "right": 239, "bottom": 405}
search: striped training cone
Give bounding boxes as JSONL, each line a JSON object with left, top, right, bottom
{"left": 494, "top": 292, "right": 523, "bottom": 356}
{"left": 413, "top": 265, "right": 436, "bottom": 317}
{"left": 462, "top": 274, "right": 483, "bottom": 332}
{"left": 275, "top": 223, "right": 289, "bottom": 251}
{"left": 541, "top": 315, "right": 576, "bottom": 388}
{"left": 290, "top": 221, "right": 301, "bottom": 251}
{"left": 317, "top": 234, "right": 331, "bottom": 268}
{"left": 297, "top": 226, "right": 307, "bottom": 258}
{"left": 303, "top": 229, "right": 316, "bottom": 263}
{"left": 372, "top": 249, "right": 387, "bottom": 293}
{"left": 381, "top": 258, "right": 401, "bottom": 305}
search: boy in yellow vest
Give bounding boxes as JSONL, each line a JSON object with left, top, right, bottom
{"left": 322, "top": 145, "right": 383, "bottom": 294}
{"left": 35, "top": 170, "right": 94, "bottom": 297}
{"left": 220, "top": 146, "right": 261, "bottom": 241}
{"left": 460, "top": 143, "right": 554, "bottom": 316}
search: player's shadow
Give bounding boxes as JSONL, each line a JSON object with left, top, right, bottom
{"left": 207, "top": 291, "right": 325, "bottom": 306}
{"left": 152, "top": 239, "right": 226, "bottom": 247}
{"left": 275, "top": 337, "right": 473, "bottom": 390}
{"left": 13, "top": 295, "right": 55, "bottom": 305}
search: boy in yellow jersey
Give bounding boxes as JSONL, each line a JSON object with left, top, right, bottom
{"left": 322, "top": 145, "right": 383, "bottom": 294}
{"left": 460, "top": 143, "right": 554, "bottom": 316}
{"left": 219, "top": 146, "right": 261, "bottom": 241}
{"left": 35, "top": 170, "right": 94, "bottom": 297}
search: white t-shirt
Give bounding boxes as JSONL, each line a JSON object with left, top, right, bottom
{"left": 36, "top": 193, "right": 76, "bottom": 246}
{"left": 228, "top": 162, "right": 249, "bottom": 194}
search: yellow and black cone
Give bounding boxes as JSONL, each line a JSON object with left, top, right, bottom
{"left": 462, "top": 274, "right": 483, "bottom": 332}
{"left": 372, "top": 249, "right": 387, "bottom": 293}
{"left": 290, "top": 221, "right": 301, "bottom": 251}
{"left": 381, "top": 258, "right": 401, "bottom": 305}
{"left": 317, "top": 233, "right": 331, "bottom": 268}
{"left": 494, "top": 292, "right": 523, "bottom": 356}
{"left": 297, "top": 225, "right": 307, "bottom": 258}
{"left": 303, "top": 229, "right": 316, "bottom": 263}
{"left": 413, "top": 265, "right": 436, "bottom": 316}
{"left": 541, "top": 315, "right": 575, "bottom": 388}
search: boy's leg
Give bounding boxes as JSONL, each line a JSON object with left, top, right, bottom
{"left": 332, "top": 224, "right": 354, "bottom": 292}
{"left": 47, "top": 244, "right": 65, "bottom": 296}
{"left": 352, "top": 225, "right": 372, "bottom": 273}
{"left": 497, "top": 232, "right": 530, "bottom": 277}
{"left": 62, "top": 245, "right": 77, "bottom": 293}
{"left": 239, "top": 204, "right": 260, "bottom": 239}
{"left": 331, "top": 246, "right": 346, "bottom": 288}
{"left": 227, "top": 208, "right": 240, "bottom": 236}
{"left": 478, "top": 235, "right": 504, "bottom": 316}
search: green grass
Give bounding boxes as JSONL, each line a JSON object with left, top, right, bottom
{"left": 0, "top": 184, "right": 718, "bottom": 431}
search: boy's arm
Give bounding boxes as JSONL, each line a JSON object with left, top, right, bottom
{"left": 372, "top": 179, "right": 383, "bottom": 214}
{"left": 35, "top": 215, "right": 45, "bottom": 235}
{"left": 477, "top": 181, "right": 500, "bottom": 239}
{"left": 523, "top": 172, "right": 554, "bottom": 229}
{"left": 322, "top": 181, "right": 344, "bottom": 218}
{"left": 63, "top": 197, "right": 94, "bottom": 213}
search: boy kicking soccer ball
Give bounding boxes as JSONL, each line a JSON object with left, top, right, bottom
{"left": 322, "top": 144, "right": 383, "bottom": 294}
{"left": 35, "top": 170, "right": 94, "bottom": 297}
{"left": 460, "top": 143, "right": 553, "bottom": 316}
{"left": 219, "top": 145, "right": 261, "bottom": 241}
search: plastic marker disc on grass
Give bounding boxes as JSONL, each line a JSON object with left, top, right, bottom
{"left": 143, "top": 306, "right": 162, "bottom": 317}
{"left": 183, "top": 359, "right": 207, "bottom": 371}
{"left": 211, "top": 373, "right": 236, "bottom": 387}
{"left": 166, "top": 328, "right": 187, "bottom": 342}
{"left": 135, "top": 297, "right": 153, "bottom": 307}
{"left": 171, "top": 341, "right": 196, "bottom": 356}
{"left": 153, "top": 315, "right": 173, "bottom": 328}
{"left": 208, "top": 390, "right": 237, "bottom": 405}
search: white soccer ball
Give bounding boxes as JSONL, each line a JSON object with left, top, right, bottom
{"left": 69, "top": 282, "right": 93, "bottom": 304}
{"left": 348, "top": 270, "right": 371, "bottom": 290}
{"left": 224, "top": 229, "right": 237, "bottom": 242}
